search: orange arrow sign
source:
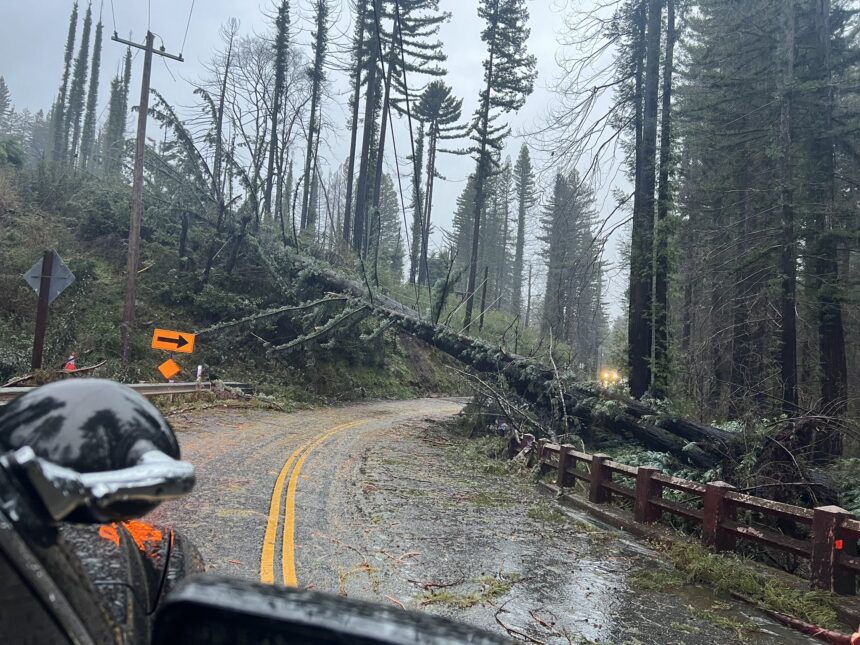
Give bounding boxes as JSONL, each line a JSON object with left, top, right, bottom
{"left": 151, "top": 328, "right": 195, "bottom": 354}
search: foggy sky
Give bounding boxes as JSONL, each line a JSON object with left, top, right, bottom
{"left": 0, "top": 0, "right": 626, "bottom": 317}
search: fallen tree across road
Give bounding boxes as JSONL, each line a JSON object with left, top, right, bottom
{"left": 203, "top": 241, "right": 736, "bottom": 469}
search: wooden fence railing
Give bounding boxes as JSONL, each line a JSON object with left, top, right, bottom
{"left": 523, "top": 436, "right": 859, "bottom": 595}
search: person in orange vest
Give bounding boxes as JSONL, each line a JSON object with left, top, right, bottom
{"left": 63, "top": 352, "right": 77, "bottom": 373}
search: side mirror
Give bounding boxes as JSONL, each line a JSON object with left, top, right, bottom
{"left": 0, "top": 379, "right": 193, "bottom": 523}
{"left": 3, "top": 446, "right": 194, "bottom": 522}
{"left": 154, "top": 576, "right": 510, "bottom": 645}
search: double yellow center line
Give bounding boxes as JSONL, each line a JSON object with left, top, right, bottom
{"left": 260, "top": 420, "right": 366, "bottom": 587}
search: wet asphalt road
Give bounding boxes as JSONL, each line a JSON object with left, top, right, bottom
{"left": 146, "top": 399, "right": 814, "bottom": 644}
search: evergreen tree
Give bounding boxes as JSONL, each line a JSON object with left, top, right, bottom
{"left": 462, "top": 0, "right": 536, "bottom": 332}
{"left": 51, "top": 1, "right": 79, "bottom": 161}
{"left": 512, "top": 143, "right": 536, "bottom": 317}
{"left": 369, "top": 0, "right": 448, "bottom": 229}
{"left": 541, "top": 174, "right": 571, "bottom": 340}
{"left": 481, "top": 157, "right": 513, "bottom": 310}
{"left": 80, "top": 17, "right": 103, "bottom": 169}
{"left": 677, "top": 0, "right": 783, "bottom": 415}
{"left": 373, "top": 173, "right": 404, "bottom": 282}
{"left": 0, "top": 77, "right": 11, "bottom": 136}
{"left": 101, "top": 47, "right": 132, "bottom": 176}
{"left": 355, "top": 0, "right": 448, "bottom": 257}
{"left": 29, "top": 109, "right": 50, "bottom": 160}
{"left": 451, "top": 173, "right": 478, "bottom": 280}
{"left": 65, "top": 2, "right": 92, "bottom": 164}
{"left": 540, "top": 172, "right": 604, "bottom": 371}
{"left": 414, "top": 80, "right": 462, "bottom": 285}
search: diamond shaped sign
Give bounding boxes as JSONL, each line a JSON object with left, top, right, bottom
{"left": 23, "top": 251, "right": 75, "bottom": 305}
{"left": 158, "top": 358, "right": 181, "bottom": 380}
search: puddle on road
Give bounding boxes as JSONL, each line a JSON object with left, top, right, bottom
{"left": 486, "top": 510, "right": 818, "bottom": 644}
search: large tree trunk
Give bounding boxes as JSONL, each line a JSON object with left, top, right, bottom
{"left": 409, "top": 124, "right": 425, "bottom": 284}
{"left": 812, "top": 0, "right": 846, "bottom": 458}
{"left": 653, "top": 0, "right": 674, "bottom": 399}
{"left": 300, "top": 93, "right": 321, "bottom": 231}
{"left": 627, "top": 0, "right": 655, "bottom": 399}
{"left": 779, "top": 3, "right": 798, "bottom": 413}
{"left": 353, "top": 59, "right": 379, "bottom": 256}
{"left": 369, "top": 57, "right": 396, "bottom": 284}
{"left": 418, "top": 127, "right": 438, "bottom": 286}
{"left": 343, "top": 2, "right": 368, "bottom": 246}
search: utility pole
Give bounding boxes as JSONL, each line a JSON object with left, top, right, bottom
{"left": 114, "top": 31, "right": 183, "bottom": 363}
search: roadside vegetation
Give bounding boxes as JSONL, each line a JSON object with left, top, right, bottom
{"left": 632, "top": 541, "right": 843, "bottom": 632}
{"left": 0, "top": 169, "right": 467, "bottom": 406}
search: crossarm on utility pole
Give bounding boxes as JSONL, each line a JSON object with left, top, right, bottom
{"left": 111, "top": 33, "right": 184, "bottom": 61}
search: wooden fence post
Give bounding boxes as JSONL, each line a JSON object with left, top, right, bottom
{"left": 633, "top": 467, "right": 662, "bottom": 524}
{"left": 811, "top": 505, "right": 855, "bottom": 595}
{"left": 702, "top": 481, "right": 736, "bottom": 551}
{"left": 537, "top": 439, "right": 549, "bottom": 475}
{"left": 556, "top": 444, "right": 573, "bottom": 488}
{"left": 589, "top": 454, "right": 610, "bottom": 504}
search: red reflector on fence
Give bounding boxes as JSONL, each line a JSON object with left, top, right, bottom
{"left": 835, "top": 539, "right": 844, "bottom": 550}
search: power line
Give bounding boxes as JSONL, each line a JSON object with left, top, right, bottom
{"left": 109, "top": 0, "right": 117, "bottom": 34}
{"left": 180, "top": 0, "right": 196, "bottom": 56}
{"left": 161, "top": 55, "right": 177, "bottom": 82}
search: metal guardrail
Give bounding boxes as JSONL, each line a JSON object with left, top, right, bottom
{"left": 0, "top": 381, "right": 253, "bottom": 405}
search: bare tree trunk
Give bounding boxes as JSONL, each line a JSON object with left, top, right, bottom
{"left": 264, "top": 5, "right": 289, "bottom": 218}
{"left": 418, "top": 127, "right": 438, "bottom": 286}
{"left": 300, "top": 0, "right": 328, "bottom": 231}
{"left": 525, "top": 262, "right": 533, "bottom": 328}
{"left": 478, "top": 265, "right": 489, "bottom": 331}
{"left": 343, "top": 2, "right": 367, "bottom": 245}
